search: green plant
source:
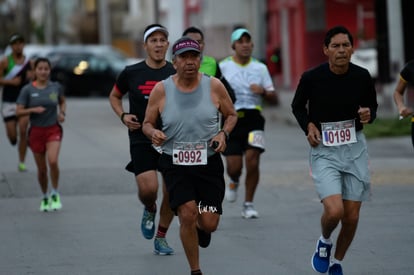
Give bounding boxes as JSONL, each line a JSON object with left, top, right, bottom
{"left": 363, "top": 117, "right": 411, "bottom": 138}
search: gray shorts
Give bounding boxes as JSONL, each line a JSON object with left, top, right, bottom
{"left": 309, "top": 131, "right": 371, "bottom": 201}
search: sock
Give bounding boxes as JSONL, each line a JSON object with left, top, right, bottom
{"left": 320, "top": 235, "right": 332, "bottom": 245}
{"left": 50, "top": 189, "right": 58, "bottom": 196}
{"left": 155, "top": 225, "right": 168, "bottom": 238}
{"left": 190, "top": 269, "right": 202, "bottom": 275}
{"left": 145, "top": 203, "right": 156, "bottom": 212}
{"left": 331, "top": 258, "right": 342, "bottom": 266}
{"left": 43, "top": 193, "right": 48, "bottom": 199}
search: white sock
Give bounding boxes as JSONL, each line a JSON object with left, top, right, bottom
{"left": 320, "top": 235, "right": 332, "bottom": 244}
{"left": 50, "top": 189, "right": 58, "bottom": 196}
{"left": 331, "top": 258, "right": 342, "bottom": 266}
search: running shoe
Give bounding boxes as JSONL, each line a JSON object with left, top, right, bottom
{"left": 154, "top": 237, "right": 174, "bottom": 255}
{"left": 18, "top": 163, "right": 27, "bottom": 172}
{"left": 225, "top": 182, "right": 238, "bottom": 202}
{"left": 311, "top": 239, "right": 332, "bottom": 273}
{"left": 241, "top": 202, "right": 259, "bottom": 219}
{"left": 196, "top": 227, "right": 211, "bottom": 248}
{"left": 141, "top": 208, "right": 156, "bottom": 239}
{"left": 50, "top": 194, "right": 62, "bottom": 210}
{"left": 39, "top": 198, "right": 49, "bottom": 212}
{"left": 328, "top": 263, "right": 343, "bottom": 275}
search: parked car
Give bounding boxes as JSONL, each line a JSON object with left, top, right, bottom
{"left": 49, "top": 45, "right": 130, "bottom": 96}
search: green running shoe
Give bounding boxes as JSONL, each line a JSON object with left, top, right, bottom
{"left": 18, "top": 163, "right": 27, "bottom": 172}
{"left": 39, "top": 198, "right": 49, "bottom": 212}
{"left": 50, "top": 194, "right": 62, "bottom": 210}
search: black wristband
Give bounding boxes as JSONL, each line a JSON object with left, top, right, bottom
{"left": 219, "top": 129, "right": 229, "bottom": 140}
{"left": 120, "top": 112, "right": 128, "bottom": 124}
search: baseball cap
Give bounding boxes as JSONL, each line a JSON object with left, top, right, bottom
{"left": 9, "top": 33, "right": 24, "bottom": 44}
{"left": 172, "top": 36, "right": 201, "bottom": 56}
{"left": 143, "top": 25, "right": 169, "bottom": 42}
{"left": 231, "top": 28, "right": 251, "bottom": 43}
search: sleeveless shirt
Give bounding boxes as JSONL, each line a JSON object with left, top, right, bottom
{"left": 2, "top": 55, "right": 31, "bottom": 102}
{"left": 161, "top": 74, "right": 219, "bottom": 157}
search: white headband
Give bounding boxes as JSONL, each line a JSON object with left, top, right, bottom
{"left": 143, "top": 26, "right": 168, "bottom": 42}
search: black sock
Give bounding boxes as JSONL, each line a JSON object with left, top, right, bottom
{"left": 191, "top": 269, "right": 202, "bottom": 275}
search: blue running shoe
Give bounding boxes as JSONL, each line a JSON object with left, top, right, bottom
{"left": 141, "top": 208, "right": 155, "bottom": 239}
{"left": 154, "top": 237, "right": 174, "bottom": 255}
{"left": 311, "top": 239, "right": 332, "bottom": 273}
{"left": 329, "top": 263, "right": 343, "bottom": 275}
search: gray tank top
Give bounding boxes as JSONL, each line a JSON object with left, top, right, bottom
{"left": 161, "top": 74, "right": 220, "bottom": 156}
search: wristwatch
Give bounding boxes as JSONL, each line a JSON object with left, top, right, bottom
{"left": 219, "top": 129, "right": 230, "bottom": 140}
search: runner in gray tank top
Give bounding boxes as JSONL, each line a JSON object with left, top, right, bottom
{"left": 143, "top": 37, "right": 237, "bottom": 275}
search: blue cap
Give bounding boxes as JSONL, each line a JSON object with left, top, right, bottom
{"left": 231, "top": 28, "right": 251, "bottom": 44}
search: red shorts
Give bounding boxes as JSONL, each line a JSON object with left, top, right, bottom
{"left": 29, "top": 124, "right": 63, "bottom": 153}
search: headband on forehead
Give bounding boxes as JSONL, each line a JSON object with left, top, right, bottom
{"left": 172, "top": 37, "right": 201, "bottom": 56}
{"left": 143, "top": 26, "right": 169, "bottom": 42}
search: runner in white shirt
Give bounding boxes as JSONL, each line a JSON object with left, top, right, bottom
{"left": 219, "top": 27, "right": 278, "bottom": 218}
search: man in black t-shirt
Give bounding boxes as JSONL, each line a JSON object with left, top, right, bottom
{"left": 292, "top": 26, "right": 378, "bottom": 275}
{"left": 109, "top": 24, "right": 176, "bottom": 255}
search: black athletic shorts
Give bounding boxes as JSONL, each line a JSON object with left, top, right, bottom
{"left": 223, "top": 109, "right": 265, "bottom": 156}
{"left": 158, "top": 153, "right": 225, "bottom": 214}
{"left": 126, "top": 142, "right": 160, "bottom": 175}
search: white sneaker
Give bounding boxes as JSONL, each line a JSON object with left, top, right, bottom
{"left": 225, "top": 182, "right": 238, "bottom": 202}
{"left": 241, "top": 202, "right": 259, "bottom": 219}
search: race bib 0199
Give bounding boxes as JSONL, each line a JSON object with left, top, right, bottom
{"left": 321, "top": 119, "right": 357, "bottom": 146}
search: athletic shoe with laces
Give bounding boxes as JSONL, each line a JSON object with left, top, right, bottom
{"left": 39, "top": 198, "right": 49, "bottom": 212}
{"left": 141, "top": 208, "right": 156, "bottom": 239}
{"left": 153, "top": 237, "right": 174, "bottom": 255}
{"left": 311, "top": 239, "right": 332, "bottom": 273}
{"left": 50, "top": 194, "right": 62, "bottom": 210}
{"left": 18, "top": 163, "right": 27, "bottom": 172}
{"left": 241, "top": 202, "right": 259, "bottom": 219}
{"left": 328, "top": 263, "right": 343, "bottom": 275}
{"left": 225, "top": 182, "right": 238, "bottom": 202}
{"left": 196, "top": 227, "right": 211, "bottom": 248}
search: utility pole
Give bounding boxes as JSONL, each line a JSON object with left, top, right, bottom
{"left": 154, "top": 0, "right": 159, "bottom": 23}
{"left": 98, "top": 0, "right": 111, "bottom": 45}
{"left": 45, "top": 0, "right": 58, "bottom": 44}
{"left": 16, "top": 0, "right": 31, "bottom": 41}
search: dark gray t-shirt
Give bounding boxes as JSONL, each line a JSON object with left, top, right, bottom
{"left": 17, "top": 81, "right": 64, "bottom": 127}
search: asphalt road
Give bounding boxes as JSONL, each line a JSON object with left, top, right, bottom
{"left": 0, "top": 94, "right": 413, "bottom": 275}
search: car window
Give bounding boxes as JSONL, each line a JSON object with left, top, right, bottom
{"left": 88, "top": 56, "right": 110, "bottom": 72}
